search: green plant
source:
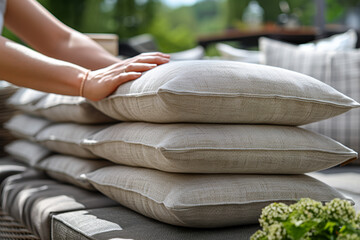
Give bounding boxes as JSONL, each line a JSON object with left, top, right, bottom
{"left": 251, "top": 198, "right": 360, "bottom": 240}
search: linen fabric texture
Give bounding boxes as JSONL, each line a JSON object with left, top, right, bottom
{"left": 82, "top": 122, "right": 357, "bottom": 174}
{"left": 260, "top": 37, "right": 360, "bottom": 160}
{"left": 7, "top": 88, "right": 115, "bottom": 124}
{"left": 4, "top": 113, "right": 51, "bottom": 140}
{"left": 36, "top": 155, "right": 113, "bottom": 190}
{"left": 7, "top": 88, "right": 46, "bottom": 115}
{"left": 34, "top": 93, "right": 116, "bottom": 124}
{"left": 4, "top": 140, "right": 51, "bottom": 166}
{"left": 216, "top": 29, "right": 357, "bottom": 64}
{"left": 85, "top": 165, "right": 346, "bottom": 228}
{"left": 36, "top": 123, "right": 109, "bottom": 158}
{"left": 90, "top": 60, "right": 359, "bottom": 125}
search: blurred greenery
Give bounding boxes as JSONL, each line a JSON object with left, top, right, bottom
{"left": 3, "top": 0, "right": 357, "bottom": 53}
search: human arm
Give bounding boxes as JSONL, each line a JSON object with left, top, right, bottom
{"left": 0, "top": 36, "right": 169, "bottom": 101}
{"left": 4, "top": 0, "right": 122, "bottom": 70}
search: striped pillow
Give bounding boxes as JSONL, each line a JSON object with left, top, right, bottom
{"left": 260, "top": 37, "right": 360, "bottom": 164}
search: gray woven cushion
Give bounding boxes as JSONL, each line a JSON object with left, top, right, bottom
{"left": 85, "top": 165, "right": 346, "bottom": 228}
{"left": 6, "top": 88, "right": 46, "bottom": 115}
{"left": 4, "top": 140, "right": 51, "bottom": 166}
{"left": 36, "top": 123, "right": 109, "bottom": 158}
{"left": 52, "top": 206, "right": 260, "bottom": 240}
{"left": 34, "top": 93, "right": 115, "bottom": 124}
{"left": 36, "top": 155, "right": 113, "bottom": 190}
{"left": 90, "top": 60, "right": 359, "bottom": 125}
{"left": 83, "top": 122, "right": 357, "bottom": 173}
{"left": 4, "top": 113, "right": 51, "bottom": 141}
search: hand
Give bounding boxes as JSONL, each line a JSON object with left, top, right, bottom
{"left": 83, "top": 52, "right": 170, "bottom": 101}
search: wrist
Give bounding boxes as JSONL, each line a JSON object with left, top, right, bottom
{"left": 79, "top": 70, "right": 90, "bottom": 98}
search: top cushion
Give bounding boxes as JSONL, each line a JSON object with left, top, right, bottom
{"left": 91, "top": 60, "right": 359, "bottom": 125}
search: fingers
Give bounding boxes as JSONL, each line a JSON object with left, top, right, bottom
{"left": 115, "top": 72, "right": 142, "bottom": 85}
{"left": 140, "top": 52, "right": 170, "bottom": 58}
{"left": 128, "top": 52, "right": 170, "bottom": 65}
{"left": 133, "top": 56, "right": 170, "bottom": 65}
{"left": 124, "top": 63, "right": 158, "bottom": 73}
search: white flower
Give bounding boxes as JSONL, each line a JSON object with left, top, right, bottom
{"left": 259, "top": 202, "right": 291, "bottom": 229}
{"left": 250, "top": 230, "right": 267, "bottom": 240}
{"left": 267, "top": 223, "right": 287, "bottom": 240}
{"left": 324, "top": 198, "right": 356, "bottom": 223}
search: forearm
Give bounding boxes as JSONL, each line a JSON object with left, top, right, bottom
{"left": 43, "top": 29, "right": 121, "bottom": 70}
{"left": 4, "top": 0, "right": 120, "bottom": 71}
{"left": 0, "top": 36, "right": 87, "bottom": 96}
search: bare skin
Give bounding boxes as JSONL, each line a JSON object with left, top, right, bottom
{"left": 1, "top": 0, "right": 170, "bottom": 101}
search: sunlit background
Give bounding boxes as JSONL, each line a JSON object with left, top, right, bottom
{"left": 3, "top": 0, "right": 359, "bottom": 54}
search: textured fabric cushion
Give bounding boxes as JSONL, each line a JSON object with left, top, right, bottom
{"left": 216, "top": 43, "right": 261, "bottom": 63}
{"left": 169, "top": 46, "right": 205, "bottom": 61}
{"left": 260, "top": 37, "right": 360, "bottom": 164}
{"left": 1, "top": 169, "right": 118, "bottom": 240}
{"left": 34, "top": 93, "right": 116, "bottom": 124}
{"left": 36, "top": 155, "right": 113, "bottom": 190}
{"left": 298, "top": 29, "right": 357, "bottom": 52}
{"left": 6, "top": 88, "right": 46, "bottom": 115}
{"left": 52, "top": 206, "right": 260, "bottom": 240}
{"left": 85, "top": 165, "right": 346, "bottom": 228}
{"left": 36, "top": 123, "right": 109, "bottom": 158}
{"left": 82, "top": 122, "right": 357, "bottom": 173}
{"left": 90, "top": 60, "right": 359, "bottom": 125}
{"left": 216, "top": 30, "right": 357, "bottom": 64}
{"left": 4, "top": 113, "right": 51, "bottom": 140}
{"left": 4, "top": 140, "right": 51, "bottom": 166}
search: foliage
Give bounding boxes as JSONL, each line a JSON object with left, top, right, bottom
{"left": 2, "top": 0, "right": 356, "bottom": 53}
{"left": 251, "top": 198, "right": 360, "bottom": 240}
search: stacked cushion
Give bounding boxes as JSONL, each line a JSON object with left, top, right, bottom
{"left": 86, "top": 165, "right": 347, "bottom": 227}
{"left": 260, "top": 37, "right": 360, "bottom": 162}
{"left": 5, "top": 140, "right": 51, "bottom": 166}
{"left": 7, "top": 88, "right": 46, "bottom": 115}
{"left": 34, "top": 93, "right": 115, "bottom": 124}
{"left": 90, "top": 60, "right": 359, "bottom": 125}
{"left": 0, "top": 81, "right": 18, "bottom": 157}
{"left": 82, "top": 122, "right": 357, "bottom": 173}
{"left": 37, "top": 155, "right": 113, "bottom": 190}
{"left": 7, "top": 88, "right": 116, "bottom": 124}
{"left": 4, "top": 113, "right": 51, "bottom": 141}
{"left": 2, "top": 60, "right": 358, "bottom": 231}
{"left": 36, "top": 123, "right": 109, "bottom": 158}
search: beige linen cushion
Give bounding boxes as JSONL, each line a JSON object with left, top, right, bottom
{"left": 4, "top": 140, "right": 51, "bottom": 166}
{"left": 34, "top": 93, "right": 116, "bottom": 124}
{"left": 82, "top": 122, "right": 357, "bottom": 173}
{"left": 36, "top": 123, "right": 109, "bottom": 158}
{"left": 4, "top": 113, "right": 51, "bottom": 140}
{"left": 7, "top": 88, "right": 46, "bottom": 115}
{"left": 90, "top": 60, "right": 359, "bottom": 125}
{"left": 86, "top": 165, "right": 346, "bottom": 228}
{"left": 36, "top": 155, "right": 113, "bottom": 190}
